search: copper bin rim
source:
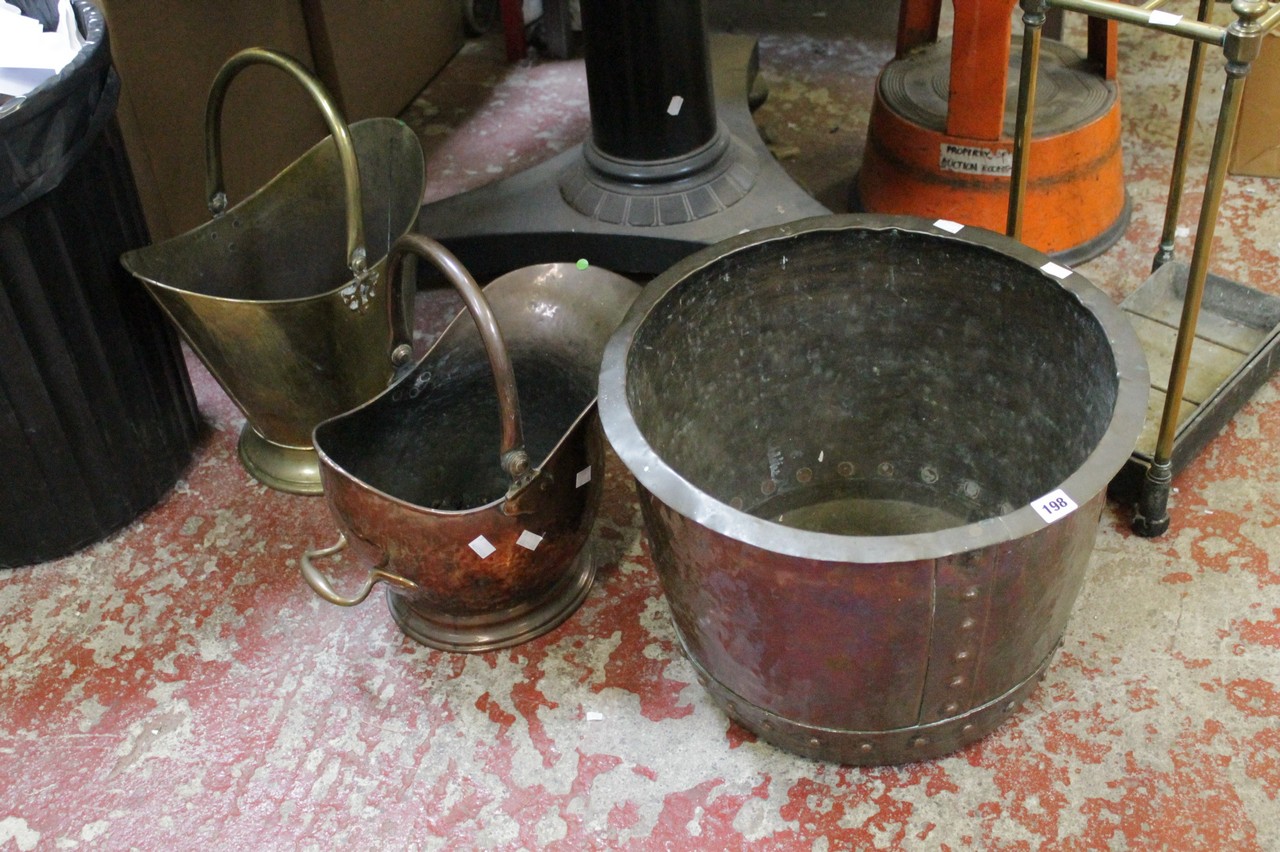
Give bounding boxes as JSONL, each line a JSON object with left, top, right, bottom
{"left": 600, "top": 214, "right": 1150, "bottom": 564}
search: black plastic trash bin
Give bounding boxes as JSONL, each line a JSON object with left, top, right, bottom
{"left": 0, "top": 0, "right": 200, "bottom": 567}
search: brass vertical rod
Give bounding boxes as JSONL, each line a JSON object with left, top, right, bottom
{"left": 1152, "top": 0, "right": 1215, "bottom": 272}
{"left": 1007, "top": 1, "right": 1048, "bottom": 241}
{"left": 1134, "top": 1, "right": 1266, "bottom": 536}
{"left": 1153, "top": 65, "right": 1250, "bottom": 465}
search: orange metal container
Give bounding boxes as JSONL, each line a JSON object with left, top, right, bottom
{"left": 855, "top": 0, "right": 1129, "bottom": 262}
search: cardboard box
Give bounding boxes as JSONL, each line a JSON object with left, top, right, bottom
{"left": 102, "top": 1, "right": 463, "bottom": 240}
{"left": 1229, "top": 30, "right": 1280, "bottom": 179}
{"left": 103, "top": 1, "right": 330, "bottom": 240}
{"left": 303, "top": 0, "right": 466, "bottom": 122}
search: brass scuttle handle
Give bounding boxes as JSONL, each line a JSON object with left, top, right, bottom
{"left": 204, "top": 47, "right": 370, "bottom": 282}
{"left": 300, "top": 534, "right": 418, "bottom": 607}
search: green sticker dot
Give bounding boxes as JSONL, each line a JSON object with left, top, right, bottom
{"left": 576, "top": 258, "right": 589, "bottom": 270}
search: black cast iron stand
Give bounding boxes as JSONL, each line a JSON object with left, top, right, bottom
{"left": 416, "top": 0, "right": 828, "bottom": 278}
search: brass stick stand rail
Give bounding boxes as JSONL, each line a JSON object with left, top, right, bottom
{"left": 1008, "top": 0, "right": 1279, "bottom": 536}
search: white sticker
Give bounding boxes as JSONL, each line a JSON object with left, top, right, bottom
{"left": 1032, "top": 489, "right": 1078, "bottom": 524}
{"left": 516, "top": 530, "right": 544, "bottom": 551}
{"left": 469, "top": 535, "right": 497, "bottom": 558}
{"left": 1149, "top": 10, "right": 1182, "bottom": 26}
{"left": 1040, "top": 261, "right": 1073, "bottom": 280}
{"left": 586, "top": 711, "right": 604, "bottom": 722}
{"left": 938, "top": 143, "right": 1013, "bottom": 177}
{"left": 667, "top": 95, "right": 684, "bottom": 116}
{"left": 576, "top": 466, "right": 592, "bottom": 488}
{"left": 934, "top": 219, "right": 965, "bottom": 234}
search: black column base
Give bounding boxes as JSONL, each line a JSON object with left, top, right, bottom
{"left": 416, "top": 34, "right": 830, "bottom": 279}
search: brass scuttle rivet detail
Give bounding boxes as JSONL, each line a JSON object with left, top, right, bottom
{"left": 962, "top": 723, "right": 975, "bottom": 734}
{"left": 1004, "top": 701, "right": 1017, "bottom": 713}
{"left": 961, "top": 616, "right": 978, "bottom": 630}
{"left": 911, "top": 736, "right": 928, "bottom": 748}
{"left": 859, "top": 742, "right": 874, "bottom": 753}
{"left": 727, "top": 701, "right": 738, "bottom": 715}
{"left": 838, "top": 461, "right": 855, "bottom": 478}
{"left": 955, "top": 650, "right": 971, "bottom": 662}
{"left": 697, "top": 674, "right": 708, "bottom": 687}
{"left": 963, "top": 586, "right": 980, "bottom": 600}
{"left": 796, "top": 467, "right": 813, "bottom": 483}
{"left": 945, "top": 702, "right": 961, "bottom": 714}
{"left": 808, "top": 737, "right": 821, "bottom": 748}
{"left": 761, "top": 479, "right": 777, "bottom": 495}
{"left": 762, "top": 720, "right": 775, "bottom": 732}
{"left": 949, "top": 676, "right": 966, "bottom": 688}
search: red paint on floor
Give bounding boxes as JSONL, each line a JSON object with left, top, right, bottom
{"left": 3, "top": 4, "right": 1280, "bottom": 849}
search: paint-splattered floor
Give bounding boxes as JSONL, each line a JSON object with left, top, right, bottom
{"left": 4, "top": 2, "right": 1280, "bottom": 848}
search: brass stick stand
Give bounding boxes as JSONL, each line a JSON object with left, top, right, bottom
{"left": 1009, "top": 0, "right": 1280, "bottom": 537}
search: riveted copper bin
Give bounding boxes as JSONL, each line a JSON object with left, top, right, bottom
{"left": 598, "top": 214, "right": 1148, "bottom": 765}
{"left": 302, "top": 235, "right": 640, "bottom": 652}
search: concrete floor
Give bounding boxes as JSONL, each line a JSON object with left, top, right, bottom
{"left": 3, "top": 1, "right": 1280, "bottom": 848}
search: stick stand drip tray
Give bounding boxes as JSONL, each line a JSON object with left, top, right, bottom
{"left": 1111, "top": 261, "right": 1280, "bottom": 500}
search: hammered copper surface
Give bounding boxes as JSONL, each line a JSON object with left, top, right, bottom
{"left": 600, "top": 216, "right": 1149, "bottom": 764}
{"left": 312, "top": 260, "right": 639, "bottom": 649}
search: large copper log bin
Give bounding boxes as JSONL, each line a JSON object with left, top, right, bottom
{"left": 598, "top": 215, "right": 1148, "bottom": 764}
